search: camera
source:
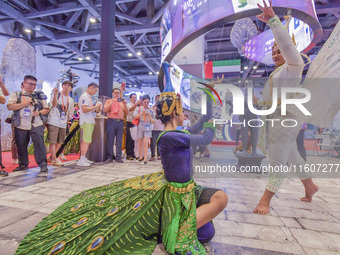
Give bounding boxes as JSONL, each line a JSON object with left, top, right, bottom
{"left": 32, "top": 90, "right": 47, "bottom": 100}
{"left": 118, "top": 98, "right": 124, "bottom": 102}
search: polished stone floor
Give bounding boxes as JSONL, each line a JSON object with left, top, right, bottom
{"left": 1, "top": 147, "right": 340, "bottom": 255}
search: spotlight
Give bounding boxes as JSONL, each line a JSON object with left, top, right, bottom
{"left": 156, "top": 71, "right": 159, "bottom": 75}
{"left": 134, "top": 85, "right": 137, "bottom": 87}
{"left": 253, "top": 66, "right": 257, "bottom": 69}
{"left": 136, "top": 51, "right": 142, "bottom": 56}
{"left": 85, "top": 56, "right": 91, "bottom": 60}
{"left": 24, "top": 28, "right": 32, "bottom": 33}
{"left": 149, "top": 72, "right": 153, "bottom": 75}
{"left": 244, "top": 66, "right": 248, "bottom": 70}
{"left": 89, "top": 17, "right": 97, "bottom": 23}
{"left": 78, "top": 57, "right": 83, "bottom": 61}
{"left": 128, "top": 53, "right": 133, "bottom": 57}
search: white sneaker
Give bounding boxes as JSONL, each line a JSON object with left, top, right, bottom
{"left": 59, "top": 154, "right": 67, "bottom": 161}
{"left": 12, "top": 159, "right": 19, "bottom": 165}
{"left": 77, "top": 159, "right": 91, "bottom": 167}
{"left": 85, "top": 158, "right": 94, "bottom": 164}
{"left": 51, "top": 158, "right": 64, "bottom": 166}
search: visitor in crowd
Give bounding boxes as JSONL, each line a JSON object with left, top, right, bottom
{"left": 46, "top": 81, "right": 74, "bottom": 166}
{"left": 125, "top": 93, "right": 142, "bottom": 160}
{"left": 10, "top": 83, "right": 23, "bottom": 165}
{"left": 134, "top": 94, "right": 155, "bottom": 165}
{"left": 104, "top": 88, "right": 128, "bottom": 163}
{"left": 183, "top": 114, "right": 190, "bottom": 130}
{"left": 78, "top": 82, "right": 101, "bottom": 167}
{"left": 192, "top": 115, "right": 198, "bottom": 125}
{"left": 149, "top": 94, "right": 164, "bottom": 161}
{"left": 0, "top": 75, "right": 9, "bottom": 176}
{"left": 7, "top": 75, "right": 49, "bottom": 173}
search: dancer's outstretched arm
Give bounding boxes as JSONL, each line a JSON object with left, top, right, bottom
{"left": 257, "top": 0, "right": 303, "bottom": 67}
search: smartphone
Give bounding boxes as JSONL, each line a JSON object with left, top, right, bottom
{"left": 118, "top": 98, "right": 123, "bottom": 102}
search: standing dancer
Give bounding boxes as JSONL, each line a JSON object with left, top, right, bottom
{"left": 253, "top": 0, "right": 318, "bottom": 215}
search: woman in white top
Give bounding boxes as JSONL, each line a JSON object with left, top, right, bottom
{"left": 253, "top": 1, "right": 318, "bottom": 215}
{"left": 133, "top": 95, "right": 155, "bottom": 165}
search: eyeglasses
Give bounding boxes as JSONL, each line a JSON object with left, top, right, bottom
{"left": 27, "top": 83, "right": 37, "bottom": 87}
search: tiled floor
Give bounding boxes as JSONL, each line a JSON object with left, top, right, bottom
{"left": 0, "top": 147, "right": 340, "bottom": 255}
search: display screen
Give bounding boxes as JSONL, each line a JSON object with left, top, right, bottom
{"left": 244, "top": 17, "right": 312, "bottom": 65}
{"left": 161, "top": 0, "right": 319, "bottom": 62}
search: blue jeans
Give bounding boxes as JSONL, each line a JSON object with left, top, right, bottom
{"left": 106, "top": 118, "right": 124, "bottom": 159}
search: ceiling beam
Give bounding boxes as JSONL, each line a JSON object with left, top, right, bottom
{"left": 43, "top": 42, "right": 161, "bottom": 56}
{"left": 116, "top": 34, "right": 157, "bottom": 73}
{"left": 23, "top": 3, "right": 87, "bottom": 18}
{"left": 132, "top": 32, "right": 146, "bottom": 46}
{"left": 33, "top": 20, "right": 79, "bottom": 33}
{"left": 129, "top": 0, "right": 146, "bottom": 17}
{"left": 80, "top": 10, "right": 91, "bottom": 51}
{"left": 0, "top": 1, "right": 100, "bottom": 67}
{"left": 115, "top": 12, "right": 145, "bottom": 25}
{"left": 77, "top": 0, "right": 102, "bottom": 22}
{"left": 151, "top": 0, "right": 169, "bottom": 24}
{"left": 65, "top": 10, "right": 83, "bottom": 28}
{"left": 29, "top": 23, "right": 160, "bottom": 45}
{"left": 316, "top": 3, "right": 340, "bottom": 14}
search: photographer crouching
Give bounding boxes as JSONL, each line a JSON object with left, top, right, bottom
{"left": 7, "top": 75, "right": 49, "bottom": 173}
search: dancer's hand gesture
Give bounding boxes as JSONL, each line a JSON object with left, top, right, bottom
{"left": 257, "top": 0, "right": 275, "bottom": 23}
{"left": 208, "top": 74, "right": 224, "bottom": 89}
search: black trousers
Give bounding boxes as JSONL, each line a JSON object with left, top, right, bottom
{"left": 150, "top": 130, "right": 162, "bottom": 157}
{"left": 125, "top": 121, "right": 135, "bottom": 157}
{"left": 15, "top": 126, "right": 47, "bottom": 168}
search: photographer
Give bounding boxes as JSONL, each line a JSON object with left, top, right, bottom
{"left": 0, "top": 76, "right": 9, "bottom": 176}
{"left": 104, "top": 87, "right": 128, "bottom": 163}
{"left": 46, "top": 81, "right": 74, "bottom": 166}
{"left": 78, "top": 82, "right": 101, "bottom": 167}
{"left": 7, "top": 75, "right": 49, "bottom": 173}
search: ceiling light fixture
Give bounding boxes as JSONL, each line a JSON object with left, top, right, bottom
{"left": 244, "top": 66, "right": 248, "bottom": 70}
{"left": 85, "top": 56, "right": 91, "bottom": 60}
{"left": 89, "top": 17, "right": 97, "bottom": 23}
{"left": 24, "top": 28, "right": 32, "bottom": 33}
{"left": 128, "top": 53, "right": 133, "bottom": 57}
{"left": 136, "top": 51, "right": 142, "bottom": 56}
{"left": 149, "top": 72, "right": 153, "bottom": 75}
{"left": 78, "top": 57, "right": 83, "bottom": 61}
{"left": 253, "top": 66, "right": 257, "bottom": 69}
{"left": 156, "top": 71, "right": 159, "bottom": 75}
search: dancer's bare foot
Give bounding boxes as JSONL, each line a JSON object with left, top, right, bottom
{"left": 253, "top": 189, "right": 275, "bottom": 215}
{"left": 301, "top": 184, "right": 319, "bottom": 202}
{"left": 253, "top": 199, "right": 270, "bottom": 215}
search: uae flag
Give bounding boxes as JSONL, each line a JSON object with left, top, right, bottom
{"left": 204, "top": 60, "right": 241, "bottom": 79}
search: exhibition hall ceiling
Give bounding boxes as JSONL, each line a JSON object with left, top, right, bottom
{"left": 0, "top": 0, "right": 339, "bottom": 87}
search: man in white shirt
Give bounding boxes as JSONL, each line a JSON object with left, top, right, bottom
{"left": 47, "top": 81, "right": 75, "bottom": 166}
{"left": 125, "top": 93, "right": 141, "bottom": 160}
{"left": 183, "top": 115, "right": 191, "bottom": 130}
{"left": 78, "top": 82, "right": 101, "bottom": 166}
{"left": 7, "top": 75, "right": 49, "bottom": 173}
